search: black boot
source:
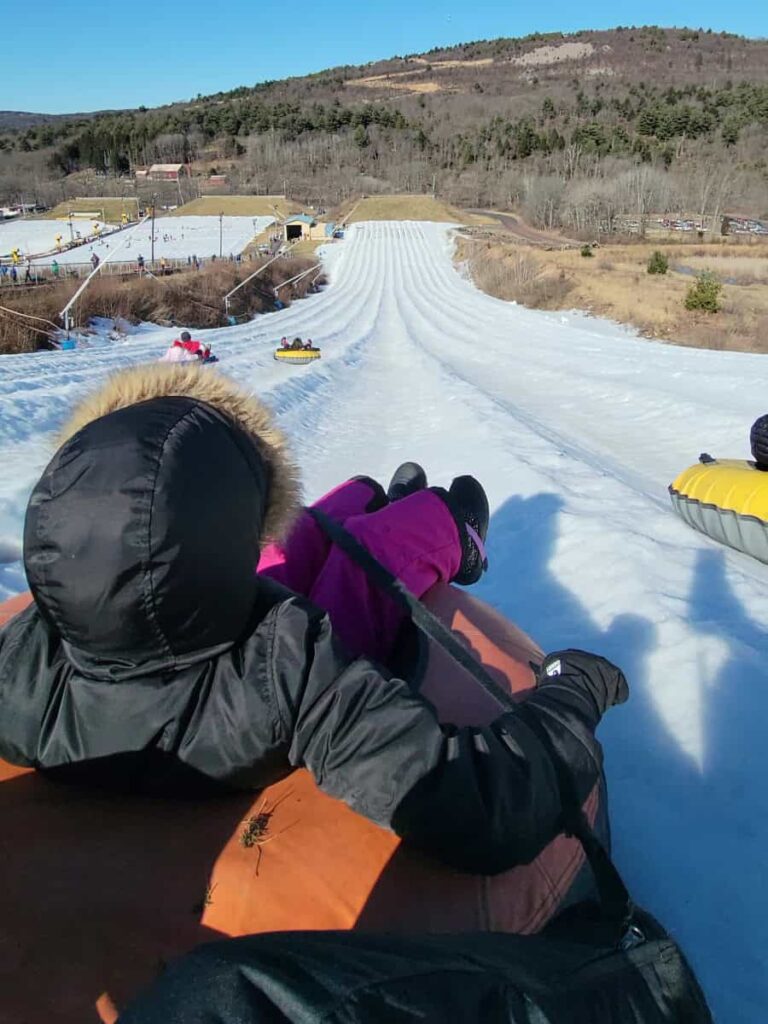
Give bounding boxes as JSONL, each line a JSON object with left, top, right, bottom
{"left": 750, "top": 414, "right": 768, "bottom": 469}
{"left": 387, "top": 462, "right": 428, "bottom": 502}
{"left": 349, "top": 476, "right": 388, "bottom": 512}
{"left": 446, "top": 475, "right": 489, "bottom": 586}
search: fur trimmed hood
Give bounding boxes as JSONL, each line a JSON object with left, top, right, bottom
{"left": 58, "top": 363, "right": 301, "bottom": 543}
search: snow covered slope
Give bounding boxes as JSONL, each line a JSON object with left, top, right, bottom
{"left": 1, "top": 220, "right": 766, "bottom": 1020}
{"left": 31, "top": 215, "right": 274, "bottom": 265}
{"left": 0, "top": 218, "right": 113, "bottom": 256}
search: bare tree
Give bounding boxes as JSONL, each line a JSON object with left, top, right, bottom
{"left": 523, "top": 175, "right": 565, "bottom": 230}
{"left": 689, "top": 162, "right": 741, "bottom": 230}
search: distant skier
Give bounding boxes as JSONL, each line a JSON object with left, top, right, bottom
{"left": 137, "top": 254, "right": 145, "bottom": 274}
{"left": 51, "top": 260, "right": 60, "bottom": 279}
{"left": 90, "top": 253, "right": 100, "bottom": 271}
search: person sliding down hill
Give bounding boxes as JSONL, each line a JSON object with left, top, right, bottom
{"left": 159, "top": 331, "right": 200, "bottom": 363}
{"left": 175, "top": 334, "right": 217, "bottom": 364}
{"left": 177, "top": 330, "right": 206, "bottom": 357}
{"left": 291, "top": 337, "right": 304, "bottom": 350}
{"left": 159, "top": 344, "right": 197, "bottom": 363}
{"left": 0, "top": 365, "right": 627, "bottom": 874}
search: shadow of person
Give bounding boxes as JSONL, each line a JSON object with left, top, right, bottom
{"left": 475, "top": 492, "right": 656, "bottom": 686}
{"left": 687, "top": 549, "right": 768, "bottom": 787}
{"left": 473, "top": 492, "right": 659, "bottom": 880}
{"left": 612, "top": 547, "right": 768, "bottom": 1018}
{"left": 0, "top": 763, "right": 253, "bottom": 1024}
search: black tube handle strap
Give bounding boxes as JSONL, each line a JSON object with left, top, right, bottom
{"left": 308, "top": 508, "right": 516, "bottom": 711}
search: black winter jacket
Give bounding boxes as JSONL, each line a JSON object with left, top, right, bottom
{"left": 117, "top": 926, "right": 713, "bottom": 1024}
{"left": 0, "top": 365, "right": 622, "bottom": 875}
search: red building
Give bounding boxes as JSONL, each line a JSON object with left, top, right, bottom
{"left": 147, "top": 163, "right": 189, "bottom": 181}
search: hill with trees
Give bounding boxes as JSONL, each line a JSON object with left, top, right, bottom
{"left": 1, "top": 26, "right": 767, "bottom": 233}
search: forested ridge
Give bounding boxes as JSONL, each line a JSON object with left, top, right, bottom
{"left": 2, "top": 26, "right": 767, "bottom": 228}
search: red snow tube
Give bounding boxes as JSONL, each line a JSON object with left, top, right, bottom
{"left": 0, "top": 587, "right": 600, "bottom": 1024}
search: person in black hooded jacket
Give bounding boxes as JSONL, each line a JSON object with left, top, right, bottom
{"left": 0, "top": 364, "right": 628, "bottom": 875}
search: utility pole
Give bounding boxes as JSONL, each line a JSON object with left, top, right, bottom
{"left": 219, "top": 211, "right": 223, "bottom": 258}
{"left": 150, "top": 195, "right": 156, "bottom": 266}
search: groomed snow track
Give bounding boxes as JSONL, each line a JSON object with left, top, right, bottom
{"left": 2, "top": 220, "right": 768, "bottom": 1020}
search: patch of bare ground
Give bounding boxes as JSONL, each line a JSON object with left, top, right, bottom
{"left": 0, "top": 257, "right": 323, "bottom": 354}
{"left": 410, "top": 57, "right": 493, "bottom": 69}
{"left": 510, "top": 42, "right": 595, "bottom": 66}
{"left": 459, "top": 232, "right": 768, "bottom": 353}
{"left": 349, "top": 69, "right": 444, "bottom": 94}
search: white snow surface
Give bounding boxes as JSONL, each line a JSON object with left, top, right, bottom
{"left": 31, "top": 215, "right": 274, "bottom": 266}
{"left": 0, "top": 220, "right": 766, "bottom": 1020}
{"left": 0, "top": 218, "right": 113, "bottom": 257}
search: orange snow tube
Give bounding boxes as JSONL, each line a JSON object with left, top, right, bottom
{"left": 0, "top": 587, "right": 599, "bottom": 1024}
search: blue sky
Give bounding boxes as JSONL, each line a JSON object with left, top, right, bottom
{"left": 8, "top": 0, "right": 764, "bottom": 114}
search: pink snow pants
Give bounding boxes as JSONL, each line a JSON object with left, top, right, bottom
{"left": 257, "top": 479, "right": 462, "bottom": 663}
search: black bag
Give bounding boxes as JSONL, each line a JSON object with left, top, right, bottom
{"left": 119, "top": 916, "right": 712, "bottom": 1023}
{"left": 118, "top": 514, "right": 714, "bottom": 1024}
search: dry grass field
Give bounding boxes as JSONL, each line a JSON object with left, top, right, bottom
{"left": 169, "top": 196, "right": 299, "bottom": 218}
{"left": 461, "top": 233, "right": 768, "bottom": 353}
{"left": 339, "top": 195, "right": 492, "bottom": 225}
{"left": 43, "top": 198, "right": 141, "bottom": 223}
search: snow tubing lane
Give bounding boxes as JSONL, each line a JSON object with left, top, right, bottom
{"left": 0, "top": 584, "right": 601, "bottom": 1024}
{"left": 669, "top": 458, "right": 768, "bottom": 563}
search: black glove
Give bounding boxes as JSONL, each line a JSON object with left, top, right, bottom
{"left": 532, "top": 649, "right": 629, "bottom": 720}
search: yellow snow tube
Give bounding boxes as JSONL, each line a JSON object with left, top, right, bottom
{"left": 669, "top": 458, "right": 768, "bottom": 562}
{"left": 274, "top": 348, "right": 321, "bottom": 365}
